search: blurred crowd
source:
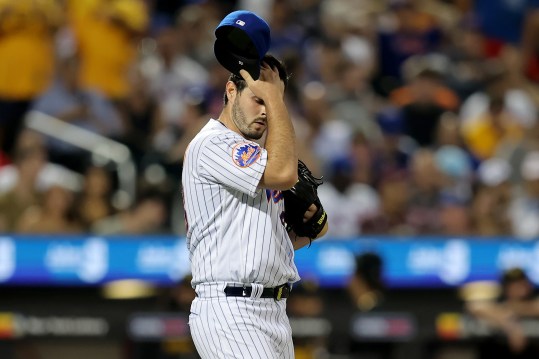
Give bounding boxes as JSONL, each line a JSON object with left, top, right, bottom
{"left": 1, "top": 0, "right": 539, "bottom": 239}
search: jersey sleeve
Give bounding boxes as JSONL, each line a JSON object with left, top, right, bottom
{"left": 199, "top": 134, "right": 268, "bottom": 197}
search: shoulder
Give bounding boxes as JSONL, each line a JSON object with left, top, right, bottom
{"left": 184, "top": 120, "right": 219, "bottom": 154}
{"left": 195, "top": 120, "right": 259, "bottom": 152}
{"left": 185, "top": 120, "right": 240, "bottom": 159}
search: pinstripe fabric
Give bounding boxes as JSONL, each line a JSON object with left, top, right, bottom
{"left": 182, "top": 119, "right": 299, "bottom": 358}
{"left": 182, "top": 119, "right": 299, "bottom": 287}
{"left": 189, "top": 295, "right": 294, "bottom": 358}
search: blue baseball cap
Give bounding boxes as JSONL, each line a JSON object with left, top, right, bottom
{"left": 214, "top": 10, "right": 271, "bottom": 80}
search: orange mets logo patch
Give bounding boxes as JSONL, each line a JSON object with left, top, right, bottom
{"left": 232, "top": 142, "right": 261, "bottom": 167}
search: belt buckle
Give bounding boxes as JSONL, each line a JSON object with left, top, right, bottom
{"left": 274, "top": 284, "right": 287, "bottom": 301}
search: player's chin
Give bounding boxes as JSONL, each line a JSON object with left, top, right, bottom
{"left": 248, "top": 125, "right": 266, "bottom": 139}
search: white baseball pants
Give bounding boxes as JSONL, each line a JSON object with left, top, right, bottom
{"left": 189, "top": 283, "right": 294, "bottom": 358}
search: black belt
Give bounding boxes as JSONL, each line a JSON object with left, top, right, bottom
{"left": 224, "top": 283, "right": 291, "bottom": 300}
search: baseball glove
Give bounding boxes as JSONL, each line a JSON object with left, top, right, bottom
{"left": 283, "top": 160, "right": 328, "bottom": 240}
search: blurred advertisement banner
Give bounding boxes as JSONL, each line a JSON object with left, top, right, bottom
{"left": 0, "top": 313, "right": 109, "bottom": 339}
{"left": 1, "top": 235, "right": 539, "bottom": 288}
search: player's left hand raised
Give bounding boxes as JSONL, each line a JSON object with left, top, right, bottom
{"left": 239, "top": 64, "right": 284, "bottom": 100}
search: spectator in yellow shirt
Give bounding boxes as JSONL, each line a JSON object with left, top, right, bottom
{"left": 0, "top": 0, "right": 62, "bottom": 156}
{"left": 68, "top": 0, "right": 149, "bottom": 103}
{"left": 461, "top": 95, "right": 523, "bottom": 161}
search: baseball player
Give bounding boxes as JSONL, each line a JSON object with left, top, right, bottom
{"left": 181, "top": 54, "right": 328, "bottom": 358}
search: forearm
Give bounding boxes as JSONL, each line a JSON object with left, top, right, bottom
{"left": 467, "top": 302, "right": 516, "bottom": 329}
{"left": 504, "top": 301, "right": 539, "bottom": 317}
{"left": 290, "top": 234, "right": 310, "bottom": 250}
{"left": 263, "top": 97, "right": 297, "bottom": 189}
{"left": 290, "top": 220, "right": 329, "bottom": 250}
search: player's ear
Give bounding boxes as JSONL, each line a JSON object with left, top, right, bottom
{"left": 225, "top": 81, "right": 237, "bottom": 103}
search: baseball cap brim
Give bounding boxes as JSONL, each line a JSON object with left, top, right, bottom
{"left": 214, "top": 37, "right": 261, "bottom": 80}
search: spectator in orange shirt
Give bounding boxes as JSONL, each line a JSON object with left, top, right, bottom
{"left": 390, "top": 68, "right": 460, "bottom": 111}
{"left": 389, "top": 68, "right": 460, "bottom": 147}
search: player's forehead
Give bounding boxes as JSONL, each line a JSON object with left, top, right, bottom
{"left": 242, "top": 86, "right": 256, "bottom": 98}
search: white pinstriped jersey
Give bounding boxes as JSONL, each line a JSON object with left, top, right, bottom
{"left": 182, "top": 119, "right": 300, "bottom": 288}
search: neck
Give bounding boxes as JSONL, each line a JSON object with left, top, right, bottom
{"left": 218, "top": 108, "right": 239, "bottom": 135}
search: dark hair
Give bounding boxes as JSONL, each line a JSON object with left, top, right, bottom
{"left": 131, "top": 188, "right": 168, "bottom": 212}
{"left": 355, "top": 252, "right": 385, "bottom": 291}
{"left": 415, "top": 68, "right": 443, "bottom": 82}
{"left": 488, "top": 93, "right": 505, "bottom": 113}
{"left": 223, "top": 54, "right": 289, "bottom": 105}
{"left": 501, "top": 267, "right": 529, "bottom": 286}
